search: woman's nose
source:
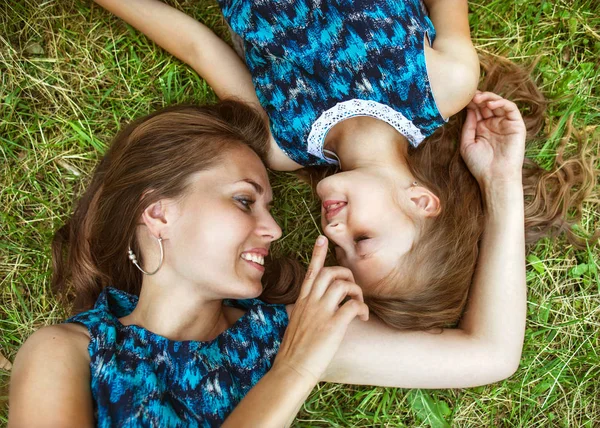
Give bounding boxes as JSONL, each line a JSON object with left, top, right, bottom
{"left": 258, "top": 213, "right": 283, "bottom": 242}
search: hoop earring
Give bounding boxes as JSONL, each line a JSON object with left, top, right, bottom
{"left": 128, "top": 237, "right": 164, "bottom": 275}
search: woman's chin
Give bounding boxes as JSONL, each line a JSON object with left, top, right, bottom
{"left": 227, "top": 280, "right": 263, "bottom": 300}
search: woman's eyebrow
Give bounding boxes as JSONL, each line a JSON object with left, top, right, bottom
{"left": 240, "top": 179, "right": 274, "bottom": 206}
{"left": 241, "top": 179, "right": 263, "bottom": 194}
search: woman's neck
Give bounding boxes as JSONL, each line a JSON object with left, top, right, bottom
{"left": 324, "top": 116, "right": 410, "bottom": 170}
{"left": 120, "top": 277, "right": 244, "bottom": 342}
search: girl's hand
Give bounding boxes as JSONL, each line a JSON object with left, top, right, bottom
{"left": 273, "top": 236, "right": 369, "bottom": 384}
{"left": 460, "top": 92, "right": 527, "bottom": 188}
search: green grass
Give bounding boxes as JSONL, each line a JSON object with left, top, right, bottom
{"left": 1, "top": 0, "right": 599, "bottom": 426}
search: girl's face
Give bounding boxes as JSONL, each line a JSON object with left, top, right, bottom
{"left": 163, "top": 145, "right": 282, "bottom": 299}
{"left": 316, "top": 168, "right": 418, "bottom": 293}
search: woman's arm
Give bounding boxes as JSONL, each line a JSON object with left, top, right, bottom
{"left": 224, "top": 238, "right": 369, "bottom": 426}
{"left": 9, "top": 324, "right": 94, "bottom": 427}
{"left": 311, "top": 94, "right": 528, "bottom": 389}
{"left": 222, "top": 363, "right": 315, "bottom": 427}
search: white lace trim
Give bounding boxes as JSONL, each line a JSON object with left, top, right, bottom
{"left": 306, "top": 99, "right": 426, "bottom": 165}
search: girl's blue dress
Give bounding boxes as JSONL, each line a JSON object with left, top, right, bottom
{"left": 218, "top": 0, "right": 447, "bottom": 166}
{"left": 65, "top": 287, "right": 289, "bottom": 427}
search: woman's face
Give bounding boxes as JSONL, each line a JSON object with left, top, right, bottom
{"left": 164, "top": 145, "right": 282, "bottom": 299}
{"left": 316, "top": 168, "right": 417, "bottom": 293}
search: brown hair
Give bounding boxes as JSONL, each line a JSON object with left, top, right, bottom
{"left": 303, "top": 54, "right": 599, "bottom": 330}
{"left": 52, "top": 100, "right": 302, "bottom": 314}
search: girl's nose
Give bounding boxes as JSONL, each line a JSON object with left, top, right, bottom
{"left": 324, "top": 222, "right": 351, "bottom": 248}
{"left": 326, "top": 221, "right": 346, "bottom": 233}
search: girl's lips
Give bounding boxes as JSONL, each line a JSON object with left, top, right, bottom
{"left": 323, "top": 200, "right": 347, "bottom": 221}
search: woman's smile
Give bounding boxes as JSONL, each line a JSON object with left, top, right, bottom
{"left": 241, "top": 250, "right": 267, "bottom": 271}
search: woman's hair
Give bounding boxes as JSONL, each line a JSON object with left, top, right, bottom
{"left": 53, "top": 100, "right": 303, "bottom": 314}
{"left": 302, "top": 54, "right": 599, "bottom": 330}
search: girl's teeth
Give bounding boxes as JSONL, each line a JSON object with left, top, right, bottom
{"left": 326, "top": 202, "right": 344, "bottom": 212}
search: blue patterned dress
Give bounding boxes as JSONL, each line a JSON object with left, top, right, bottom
{"left": 218, "top": 0, "right": 446, "bottom": 166}
{"left": 65, "top": 287, "right": 289, "bottom": 427}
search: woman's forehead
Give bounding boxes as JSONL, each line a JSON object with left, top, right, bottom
{"left": 187, "top": 148, "right": 271, "bottom": 193}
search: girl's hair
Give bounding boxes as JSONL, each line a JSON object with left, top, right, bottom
{"left": 366, "top": 55, "right": 598, "bottom": 330}
{"left": 302, "top": 54, "right": 599, "bottom": 330}
{"left": 53, "top": 100, "right": 303, "bottom": 314}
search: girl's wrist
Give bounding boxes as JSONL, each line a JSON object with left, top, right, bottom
{"left": 481, "top": 180, "right": 524, "bottom": 213}
{"left": 479, "top": 174, "right": 522, "bottom": 195}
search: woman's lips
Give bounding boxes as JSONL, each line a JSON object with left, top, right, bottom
{"left": 243, "top": 258, "right": 265, "bottom": 272}
{"left": 323, "top": 200, "right": 347, "bottom": 221}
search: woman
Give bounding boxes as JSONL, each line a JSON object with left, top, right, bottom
{"left": 10, "top": 95, "right": 528, "bottom": 427}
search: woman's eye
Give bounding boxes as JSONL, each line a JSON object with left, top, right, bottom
{"left": 354, "top": 235, "right": 370, "bottom": 243}
{"left": 235, "top": 197, "right": 255, "bottom": 210}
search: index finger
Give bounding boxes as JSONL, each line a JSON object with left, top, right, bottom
{"left": 298, "top": 235, "right": 328, "bottom": 299}
{"left": 460, "top": 107, "right": 478, "bottom": 154}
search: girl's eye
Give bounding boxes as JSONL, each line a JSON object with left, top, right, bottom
{"left": 354, "top": 235, "right": 370, "bottom": 243}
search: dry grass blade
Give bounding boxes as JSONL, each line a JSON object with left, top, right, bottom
{"left": 0, "top": 354, "right": 11, "bottom": 372}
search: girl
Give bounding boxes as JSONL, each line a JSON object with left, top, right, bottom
{"left": 10, "top": 95, "right": 530, "bottom": 426}
{"left": 90, "top": 0, "right": 597, "bottom": 331}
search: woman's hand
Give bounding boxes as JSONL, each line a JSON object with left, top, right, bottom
{"left": 460, "top": 91, "right": 527, "bottom": 188}
{"left": 273, "top": 236, "right": 369, "bottom": 384}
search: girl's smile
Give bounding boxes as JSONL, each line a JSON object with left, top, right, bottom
{"left": 323, "top": 200, "right": 347, "bottom": 222}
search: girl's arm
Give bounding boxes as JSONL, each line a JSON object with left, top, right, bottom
{"left": 93, "top": 0, "right": 258, "bottom": 105}
{"left": 303, "top": 94, "right": 528, "bottom": 389}
{"left": 423, "top": 0, "right": 480, "bottom": 118}
{"left": 8, "top": 324, "right": 95, "bottom": 427}
{"left": 93, "top": 0, "right": 302, "bottom": 171}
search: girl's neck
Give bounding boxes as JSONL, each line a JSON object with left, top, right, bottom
{"left": 324, "top": 116, "right": 410, "bottom": 170}
{"left": 120, "top": 276, "right": 244, "bottom": 342}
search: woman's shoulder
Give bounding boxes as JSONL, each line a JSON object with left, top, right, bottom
{"left": 9, "top": 324, "right": 94, "bottom": 426}
{"left": 15, "top": 323, "right": 90, "bottom": 366}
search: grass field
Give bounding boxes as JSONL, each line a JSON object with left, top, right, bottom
{"left": 1, "top": 0, "right": 599, "bottom": 426}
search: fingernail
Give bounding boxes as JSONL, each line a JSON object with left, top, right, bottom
{"left": 316, "top": 235, "right": 326, "bottom": 246}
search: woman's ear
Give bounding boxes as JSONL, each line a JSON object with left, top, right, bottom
{"left": 409, "top": 187, "right": 441, "bottom": 217}
{"left": 141, "top": 200, "right": 172, "bottom": 239}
